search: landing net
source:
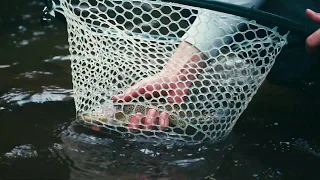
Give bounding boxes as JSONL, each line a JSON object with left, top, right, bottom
{"left": 51, "top": 0, "right": 288, "bottom": 144}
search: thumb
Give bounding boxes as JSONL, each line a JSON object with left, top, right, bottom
{"left": 306, "top": 28, "right": 320, "bottom": 53}
{"left": 112, "top": 79, "right": 153, "bottom": 102}
{"left": 306, "top": 9, "right": 320, "bottom": 23}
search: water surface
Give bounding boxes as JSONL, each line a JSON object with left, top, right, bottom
{"left": 1, "top": 1, "right": 320, "bottom": 179}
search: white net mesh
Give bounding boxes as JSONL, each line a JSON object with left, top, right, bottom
{"left": 53, "top": 0, "right": 288, "bottom": 144}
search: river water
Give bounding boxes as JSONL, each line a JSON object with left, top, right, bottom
{"left": 1, "top": 0, "right": 320, "bottom": 179}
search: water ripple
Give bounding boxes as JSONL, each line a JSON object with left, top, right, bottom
{"left": 0, "top": 62, "right": 19, "bottom": 69}
{"left": 0, "top": 87, "right": 73, "bottom": 105}
{"left": 44, "top": 55, "right": 72, "bottom": 62}
{"left": 17, "top": 71, "right": 53, "bottom": 79}
{"left": 4, "top": 144, "right": 38, "bottom": 158}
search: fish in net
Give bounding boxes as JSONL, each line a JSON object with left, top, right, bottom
{"left": 47, "top": 0, "right": 288, "bottom": 145}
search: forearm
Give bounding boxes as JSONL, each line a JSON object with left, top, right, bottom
{"left": 181, "top": 0, "right": 266, "bottom": 58}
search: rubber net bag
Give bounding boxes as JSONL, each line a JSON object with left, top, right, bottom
{"left": 50, "top": 0, "right": 288, "bottom": 144}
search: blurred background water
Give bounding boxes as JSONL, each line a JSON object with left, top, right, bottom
{"left": 1, "top": 0, "right": 320, "bottom": 179}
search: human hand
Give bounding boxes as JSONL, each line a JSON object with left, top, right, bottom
{"left": 112, "top": 42, "right": 205, "bottom": 131}
{"left": 112, "top": 73, "right": 191, "bottom": 131}
{"left": 306, "top": 9, "right": 320, "bottom": 53}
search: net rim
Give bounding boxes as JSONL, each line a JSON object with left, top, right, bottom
{"left": 51, "top": 0, "right": 289, "bottom": 45}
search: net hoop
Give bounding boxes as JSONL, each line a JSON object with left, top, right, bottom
{"left": 50, "top": 0, "right": 288, "bottom": 145}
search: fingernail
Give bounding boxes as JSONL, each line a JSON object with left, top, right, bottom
{"left": 307, "top": 9, "right": 315, "bottom": 13}
{"left": 159, "top": 112, "right": 169, "bottom": 129}
{"left": 147, "top": 109, "right": 157, "bottom": 118}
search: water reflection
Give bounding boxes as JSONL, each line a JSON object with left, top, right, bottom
{"left": 0, "top": 65, "right": 12, "bottom": 69}
{"left": 1, "top": 0, "right": 320, "bottom": 179}
{"left": 1, "top": 87, "right": 73, "bottom": 106}
{"left": 57, "top": 122, "right": 228, "bottom": 179}
{"left": 44, "top": 54, "right": 71, "bottom": 62}
{"left": 4, "top": 144, "right": 38, "bottom": 158}
{"left": 18, "top": 71, "right": 53, "bottom": 79}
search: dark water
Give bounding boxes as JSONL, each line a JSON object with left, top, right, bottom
{"left": 1, "top": 1, "right": 320, "bottom": 179}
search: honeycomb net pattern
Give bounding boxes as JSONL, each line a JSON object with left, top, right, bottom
{"left": 54, "top": 0, "right": 288, "bottom": 144}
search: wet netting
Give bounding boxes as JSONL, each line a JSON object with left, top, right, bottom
{"left": 50, "top": 0, "right": 288, "bottom": 145}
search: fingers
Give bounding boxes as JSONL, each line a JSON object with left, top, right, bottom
{"left": 127, "top": 110, "right": 169, "bottom": 131}
{"left": 112, "top": 93, "right": 126, "bottom": 102}
{"left": 113, "top": 83, "right": 189, "bottom": 103}
{"left": 112, "top": 75, "right": 190, "bottom": 131}
{"left": 128, "top": 112, "right": 143, "bottom": 131}
{"left": 112, "top": 79, "right": 159, "bottom": 102}
{"left": 159, "top": 111, "right": 169, "bottom": 129}
{"left": 305, "top": 9, "right": 320, "bottom": 53}
{"left": 144, "top": 109, "right": 157, "bottom": 129}
{"left": 144, "top": 109, "right": 169, "bottom": 130}
{"left": 167, "top": 81, "right": 190, "bottom": 103}
{"left": 306, "top": 9, "right": 320, "bottom": 23}
{"left": 306, "top": 28, "right": 320, "bottom": 53}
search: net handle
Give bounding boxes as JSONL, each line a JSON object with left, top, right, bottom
{"left": 169, "top": 0, "right": 317, "bottom": 39}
